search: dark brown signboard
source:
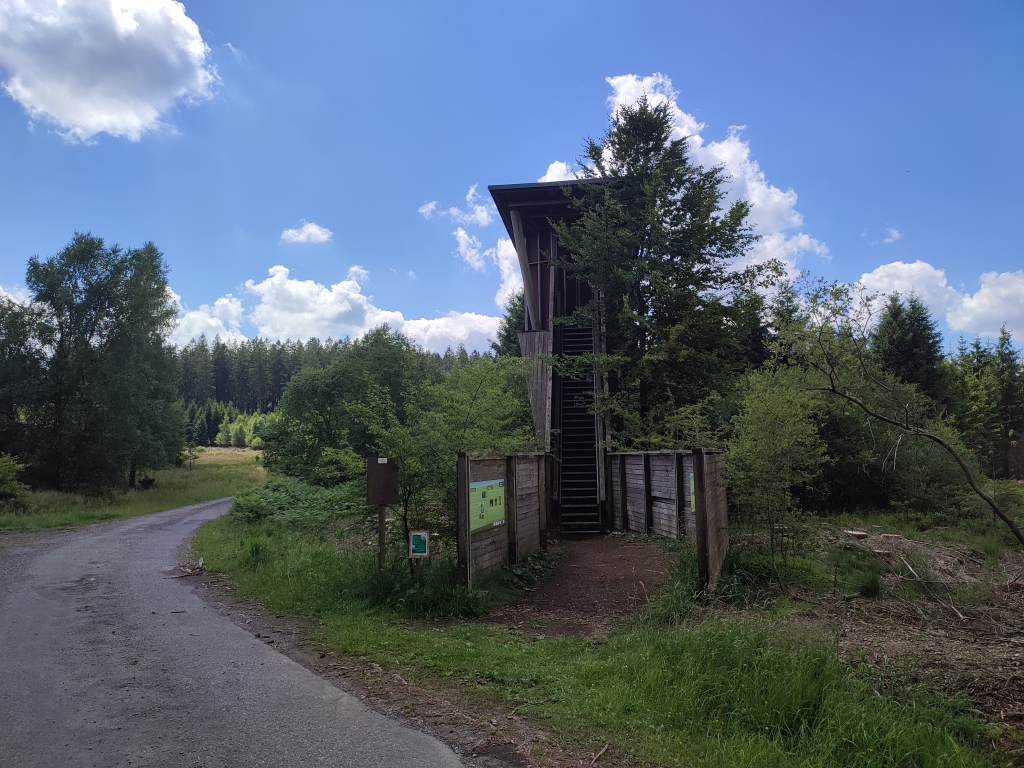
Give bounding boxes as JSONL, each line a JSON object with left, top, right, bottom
{"left": 366, "top": 456, "right": 400, "bottom": 505}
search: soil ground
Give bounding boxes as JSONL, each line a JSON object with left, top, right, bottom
{"left": 483, "top": 533, "right": 674, "bottom": 637}
{"left": 820, "top": 535, "right": 1024, "bottom": 730}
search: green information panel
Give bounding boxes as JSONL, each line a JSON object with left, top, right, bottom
{"left": 470, "top": 479, "right": 506, "bottom": 532}
{"left": 409, "top": 530, "right": 429, "bottom": 558}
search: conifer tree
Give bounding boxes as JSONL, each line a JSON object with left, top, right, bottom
{"left": 553, "top": 96, "right": 777, "bottom": 444}
{"left": 870, "top": 293, "right": 946, "bottom": 404}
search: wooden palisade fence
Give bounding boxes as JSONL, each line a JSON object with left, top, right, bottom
{"left": 457, "top": 449, "right": 728, "bottom": 592}
{"left": 456, "top": 452, "right": 546, "bottom": 590}
{"left": 607, "top": 449, "right": 728, "bottom": 592}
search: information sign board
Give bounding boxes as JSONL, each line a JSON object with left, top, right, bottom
{"left": 469, "top": 478, "right": 505, "bottom": 532}
{"left": 409, "top": 531, "right": 429, "bottom": 558}
{"left": 367, "top": 457, "right": 400, "bottom": 505}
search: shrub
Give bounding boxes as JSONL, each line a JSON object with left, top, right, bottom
{"left": 0, "top": 454, "right": 30, "bottom": 511}
{"left": 230, "top": 474, "right": 366, "bottom": 528}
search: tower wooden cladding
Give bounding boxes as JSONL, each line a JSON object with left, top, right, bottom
{"left": 489, "top": 180, "right": 606, "bottom": 533}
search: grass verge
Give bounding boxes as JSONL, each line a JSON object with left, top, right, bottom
{"left": 0, "top": 449, "right": 266, "bottom": 531}
{"left": 193, "top": 512, "right": 996, "bottom": 767}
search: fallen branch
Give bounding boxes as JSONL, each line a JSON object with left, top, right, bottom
{"left": 591, "top": 743, "right": 610, "bottom": 766}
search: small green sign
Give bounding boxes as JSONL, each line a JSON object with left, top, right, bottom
{"left": 689, "top": 471, "right": 696, "bottom": 509}
{"left": 409, "top": 530, "right": 429, "bottom": 558}
{"left": 469, "top": 479, "right": 506, "bottom": 532}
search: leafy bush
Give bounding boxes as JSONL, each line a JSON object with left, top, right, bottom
{"left": 0, "top": 453, "right": 29, "bottom": 511}
{"left": 728, "top": 367, "right": 827, "bottom": 562}
{"left": 231, "top": 475, "right": 366, "bottom": 528}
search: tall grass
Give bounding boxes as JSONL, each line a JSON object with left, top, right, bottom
{"left": 0, "top": 450, "right": 266, "bottom": 531}
{"left": 193, "top": 514, "right": 995, "bottom": 767}
{"left": 196, "top": 515, "right": 486, "bottom": 619}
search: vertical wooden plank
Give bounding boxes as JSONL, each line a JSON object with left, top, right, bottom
{"left": 598, "top": 454, "right": 606, "bottom": 532}
{"left": 643, "top": 453, "right": 653, "bottom": 535}
{"left": 539, "top": 454, "right": 548, "bottom": 549}
{"left": 675, "top": 452, "right": 685, "bottom": 540}
{"left": 703, "top": 450, "right": 729, "bottom": 591}
{"left": 619, "top": 454, "right": 628, "bottom": 532}
{"left": 506, "top": 454, "right": 518, "bottom": 565}
{"left": 693, "top": 449, "right": 709, "bottom": 593}
{"left": 457, "top": 452, "right": 470, "bottom": 590}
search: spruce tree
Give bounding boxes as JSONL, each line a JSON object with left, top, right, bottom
{"left": 552, "top": 96, "right": 775, "bottom": 445}
{"left": 871, "top": 293, "right": 946, "bottom": 404}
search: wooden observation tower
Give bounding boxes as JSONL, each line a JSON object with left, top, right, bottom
{"left": 489, "top": 180, "right": 606, "bottom": 533}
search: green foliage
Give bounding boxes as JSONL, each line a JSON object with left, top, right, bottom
{"left": 501, "top": 546, "right": 558, "bottom": 591}
{"left": 213, "top": 411, "right": 267, "bottom": 449}
{"left": 172, "top": 334, "right": 353, "bottom": 413}
{"left": 728, "top": 367, "right": 827, "bottom": 562}
{"left": 1, "top": 233, "right": 183, "bottom": 492}
{"left": 768, "top": 279, "right": 995, "bottom": 524}
{"left": 0, "top": 298, "right": 42, "bottom": 459}
{"left": 827, "top": 546, "right": 884, "bottom": 598}
{"left": 353, "top": 353, "right": 537, "bottom": 542}
{"left": 231, "top": 475, "right": 366, "bottom": 528}
{"left": 871, "top": 293, "right": 947, "bottom": 404}
{"left": 196, "top": 515, "right": 487, "bottom": 619}
{"left": 0, "top": 453, "right": 29, "bottom": 511}
{"left": 947, "top": 330, "right": 1024, "bottom": 479}
{"left": 552, "top": 96, "right": 780, "bottom": 447}
{"left": 258, "top": 326, "right": 426, "bottom": 485}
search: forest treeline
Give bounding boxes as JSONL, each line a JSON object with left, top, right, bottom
{"left": 173, "top": 334, "right": 497, "bottom": 450}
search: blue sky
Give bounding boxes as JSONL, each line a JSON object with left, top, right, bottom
{"left": 1, "top": 0, "right": 1022, "bottom": 351}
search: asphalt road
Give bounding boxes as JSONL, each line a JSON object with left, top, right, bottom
{"left": 0, "top": 500, "right": 464, "bottom": 768}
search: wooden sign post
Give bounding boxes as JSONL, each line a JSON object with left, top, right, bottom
{"left": 366, "top": 457, "right": 400, "bottom": 571}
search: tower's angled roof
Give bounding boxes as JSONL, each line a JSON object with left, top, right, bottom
{"left": 488, "top": 179, "right": 602, "bottom": 240}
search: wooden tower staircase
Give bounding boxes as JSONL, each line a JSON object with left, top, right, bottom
{"left": 557, "top": 327, "right": 601, "bottom": 533}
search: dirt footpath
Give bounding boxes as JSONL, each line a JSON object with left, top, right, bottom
{"left": 485, "top": 534, "right": 674, "bottom": 637}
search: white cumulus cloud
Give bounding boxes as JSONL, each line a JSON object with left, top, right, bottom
{"left": 883, "top": 228, "right": 903, "bottom": 244}
{"left": 0, "top": 0, "right": 217, "bottom": 142}
{"left": 538, "top": 161, "right": 575, "bottom": 183}
{"left": 488, "top": 238, "right": 521, "bottom": 309}
{"left": 244, "top": 265, "right": 399, "bottom": 341}
{"left": 442, "top": 184, "right": 496, "bottom": 227}
{"left": 401, "top": 312, "right": 500, "bottom": 354}
{"left": 860, "top": 260, "right": 1024, "bottom": 338}
{"left": 451, "top": 229, "right": 521, "bottom": 309}
{"left": 417, "top": 200, "right": 438, "bottom": 218}
{"left": 169, "top": 289, "right": 246, "bottom": 346}
{"left": 859, "top": 260, "right": 963, "bottom": 316}
{"left": 280, "top": 221, "right": 333, "bottom": 243}
{"left": 453, "top": 227, "right": 484, "bottom": 270}
{"left": 237, "top": 264, "right": 499, "bottom": 351}
{"left": 949, "top": 272, "right": 1024, "bottom": 337}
